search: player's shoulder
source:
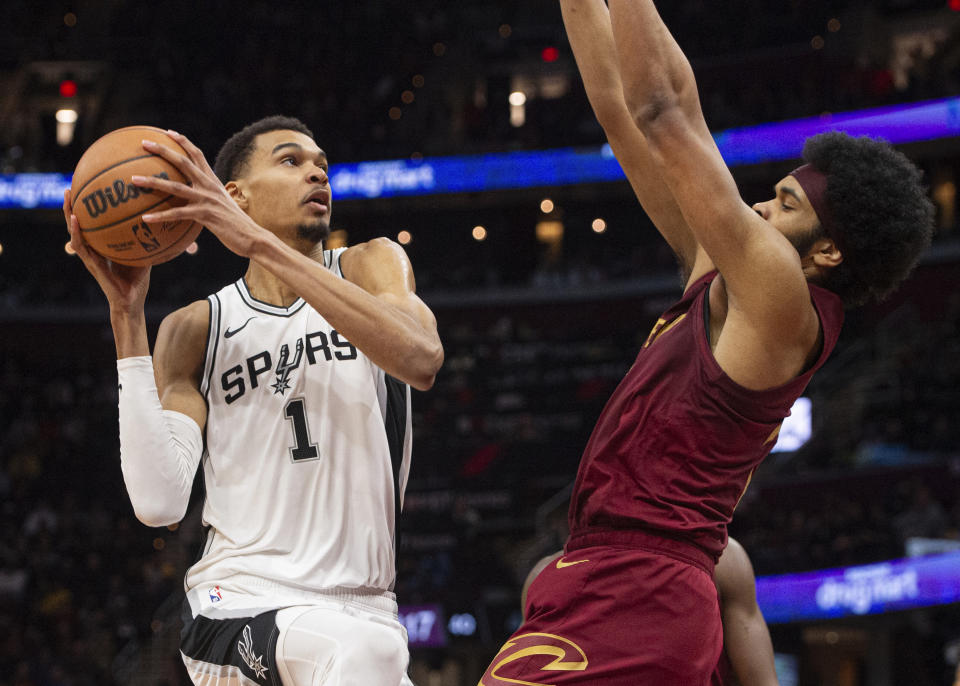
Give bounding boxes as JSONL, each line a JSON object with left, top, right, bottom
{"left": 343, "top": 237, "right": 406, "bottom": 265}
{"left": 341, "top": 237, "right": 412, "bottom": 285}
{"left": 162, "top": 299, "right": 210, "bottom": 327}
{"left": 715, "top": 537, "right": 756, "bottom": 601}
{"left": 721, "top": 536, "right": 747, "bottom": 563}
{"left": 158, "top": 299, "right": 210, "bottom": 349}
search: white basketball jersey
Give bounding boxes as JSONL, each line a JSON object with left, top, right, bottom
{"left": 186, "top": 248, "right": 412, "bottom": 595}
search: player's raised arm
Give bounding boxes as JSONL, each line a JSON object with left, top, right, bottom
{"left": 67, "top": 185, "right": 205, "bottom": 527}
{"left": 132, "top": 129, "right": 444, "bottom": 391}
{"left": 241, "top": 233, "right": 442, "bottom": 391}
{"left": 608, "top": 2, "right": 817, "bottom": 338}
{"left": 338, "top": 237, "right": 443, "bottom": 384}
{"left": 560, "top": 0, "right": 711, "bottom": 284}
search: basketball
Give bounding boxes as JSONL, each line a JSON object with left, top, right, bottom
{"left": 70, "top": 126, "right": 201, "bottom": 266}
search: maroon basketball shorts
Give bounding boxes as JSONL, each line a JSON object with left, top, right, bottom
{"left": 479, "top": 541, "right": 722, "bottom": 685}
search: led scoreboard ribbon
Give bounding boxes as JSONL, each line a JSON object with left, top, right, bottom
{"left": 756, "top": 550, "right": 960, "bottom": 624}
{"left": 3, "top": 96, "right": 959, "bottom": 208}
{"left": 0, "top": 173, "right": 72, "bottom": 209}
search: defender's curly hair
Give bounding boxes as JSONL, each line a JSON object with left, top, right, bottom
{"left": 803, "top": 132, "right": 934, "bottom": 308}
{"left": 213, "top": 115, "right": 314, "bottom": 183}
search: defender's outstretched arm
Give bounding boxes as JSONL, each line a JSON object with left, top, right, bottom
{"left": 560, "top": 0, "right": 713, "bottom": 284}
{"left": 608, "top": 1, "right": 821, "bottom": 390}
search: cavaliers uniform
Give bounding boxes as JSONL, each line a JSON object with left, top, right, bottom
{"left": 178, "top": 248, "right": 414, "bottom": 685}
{"left": 481, "top": 271, "right": 843, "bottom": 685}
{"left": 710, "top": 651, "right": 736, "bottom": 686}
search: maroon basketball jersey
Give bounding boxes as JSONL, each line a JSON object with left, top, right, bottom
{"left": 568, "top": 271, "right": 843, "bottom": 559}
{"left": 710, "top": 650, "right": 736, "bottom": 686}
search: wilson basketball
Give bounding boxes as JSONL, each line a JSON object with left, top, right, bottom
{"left": 70, "top": 126, "right": 201, "bottom": 266}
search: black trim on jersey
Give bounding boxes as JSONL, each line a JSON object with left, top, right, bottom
{"left": 195, "top": 295, "right": 216, "bottom": 575}
{"left": 193, "top": 523, "right": 214, "bottom": 564}
{"left": 232, "top": 249, "right": 343, "bottom": 317}
{"left": 323, "top": 246, "right": 344, "bottom": 274}
{"left": 703, "top": 284, "right": 711, "bottom": 342}
{"left": 383, "top": 374, "right": 408, "bottom": 579}
{"left": 203, "top": 294, "right": 221, "bottom": 401}
{"left": 235, "top": 279, "right": 307, "bottom": 317}
{"left": 181, "top": 607, "right": 282, "bottom": 686}
{"left": 197, "top": 293, "right": 215, "bottom": 563}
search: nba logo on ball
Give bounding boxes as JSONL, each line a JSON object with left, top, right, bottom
{"left": 209, "top": 586, "right": 223, "bottom": 603}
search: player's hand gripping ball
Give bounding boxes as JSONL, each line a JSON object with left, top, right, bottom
{"left": 70, "top": 126, "right": 201, "bottom": 265}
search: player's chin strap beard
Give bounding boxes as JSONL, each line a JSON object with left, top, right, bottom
{"left": 297, "top": 220, "right": 330, "bottom": 244}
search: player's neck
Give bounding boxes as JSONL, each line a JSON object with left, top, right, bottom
{"left": 243, "top": 241, "right": 324, "bottom": 308}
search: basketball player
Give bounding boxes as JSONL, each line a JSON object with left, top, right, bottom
{"left": 480, "top": 2, "right": 934, "bottom": 684}
{"left": 64, "top": 116, "right": 443, "bottom": 685}
{"left": 520, "top": 538, "right": 778, "bottom": 686}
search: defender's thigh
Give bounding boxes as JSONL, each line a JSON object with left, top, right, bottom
{"left": 481, "top": 546, "right": 722, "bottom": 685}
{"left": 275, "top": 605, "right": 409, "bottom": 686}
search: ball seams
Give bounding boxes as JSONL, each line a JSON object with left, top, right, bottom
{"left": 73, "top": 152, "right": 178, "bottom": 199}
{"left": 78, "top": 194, "right": 179, "bottom": 232}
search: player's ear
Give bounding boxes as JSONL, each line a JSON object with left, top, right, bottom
{"left": 810, "top": 236, "right": 842, "bottom": 269}
{"left": 225, "top": 181, "right": 249, "bottom": 210}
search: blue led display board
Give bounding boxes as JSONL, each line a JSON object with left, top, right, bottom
{"left": 0, "top": 173, "right": 72, "bottom": 210}
{"left": 757, "top": 550, "right": 960, "bottom": 624}
{"left": 3, "top": 96, "right": 959, "bottom": 209}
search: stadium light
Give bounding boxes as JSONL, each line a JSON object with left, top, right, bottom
{"left": 55, "top": 108, "right": 78, "bottom": 146}
{"left": 59, "top": 79, "right": 77, "bottom": 97}
{"left": 509, "top": 91, "right": 526, "bottom": 128}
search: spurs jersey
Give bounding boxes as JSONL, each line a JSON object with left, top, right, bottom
{"left": 187, "top": 248, "right": 412, "bottom": 595}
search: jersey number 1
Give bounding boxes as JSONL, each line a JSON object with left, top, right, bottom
{"left": 284, "top": 398, "right": 319, "bottom": 461}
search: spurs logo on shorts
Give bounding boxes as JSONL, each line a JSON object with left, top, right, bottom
{"left": 479, "top": 632, "right": 588, "bottom": 686}
{"left": 237, "top": 625, "right": 268, "bottom": 679}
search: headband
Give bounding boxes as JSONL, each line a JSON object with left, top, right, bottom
{"left": 789, "top": 163, "right": 840, "bottom": 248}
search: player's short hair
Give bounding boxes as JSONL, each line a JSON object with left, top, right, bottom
{"left": 803, "top": 132, "right": 935, "bottom": 307}
{"left": 213, "top": 115, "right": 314, "bottom": 183}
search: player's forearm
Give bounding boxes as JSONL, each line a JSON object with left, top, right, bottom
{"left": 563, "top": 0, "right": 701, "bottom": 270}
{"left": 561, "top": 0, "right": 631, "bottom": 126}
{"left": 608, "top": 0, "right": 699, "bottom": 130}
{"left": 607, "top": 0, "right": 757, "bottom": 275}
{"left": 110, "top": 309, "right": 151, "bottom": 359}
{"left": 733, "top": 651, "right": 780, "bottom": 686}
{"left": 118, "top": 357, "right": 202, "bottom": 527}
{"left": 725, "top": 613, "right": 780, "bottom": 686}
{"left": 249, "top": 233, "right": 442, "bottom": 390}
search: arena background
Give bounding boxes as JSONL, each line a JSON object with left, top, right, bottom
{"left": 2, "top": 2, "right": 960, "bottom": 685}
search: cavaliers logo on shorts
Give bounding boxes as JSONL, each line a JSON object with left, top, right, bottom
{"left": 479, "top": 632, "right": 588, "bottom": 685}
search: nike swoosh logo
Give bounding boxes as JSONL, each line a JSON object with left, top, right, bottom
{"left": 224, "top": 317, "right": 256, "bottom": 339}
{"left": 556, "top": 558, "right": 590, "bottom": 569}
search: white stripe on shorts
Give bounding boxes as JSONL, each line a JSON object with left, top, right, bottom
{"left": 182, "top": 653, "right": 262, "bottom": 686}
